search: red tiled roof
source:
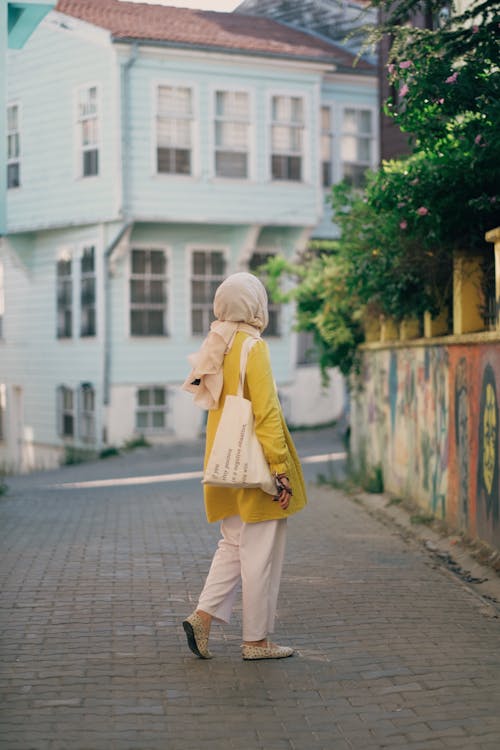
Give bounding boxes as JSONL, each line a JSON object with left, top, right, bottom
{"left": 55, "top": 0, "right": 373, "bottom": 70}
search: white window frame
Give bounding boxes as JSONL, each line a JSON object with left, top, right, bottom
{"left": 78, "top": 382, "right": 96, "bottom": 443}
{"left": 0, "top": 260, "right": 4, "bottom": 339}
{"left": 75, "top": 83, "right": 101, "bottom": 180}
{"left": 153, "top": 81, "right": 199, "bottom": 179}
{"left": 127, "top": 244, "right": 171, "bottom": 338}
{"left": 57, "top": 385, "right": 75, "bottom": 439}
{"left": 248, "top": 250, "right": 281, "bottom": 337}
{"left": 79, "top": 244, "right": 97, "bottom": 338}
{"left": 56, "top": 248, "right": 73, "bottom": 340}
{"left": 209, "top": 84, "right": 255, "bottom": 181}
{"left": 0, "top": 384, "right": 5, "bottom": 442}
{"left": 187, "top": 245, "right": 229, "bottom": 337}
{"left": 135, "top": 385, "right": 170, "bottom": 433}
{"left": 267, "top": 90, "right": 310, "bottom": 184}
{"left": 7, "top": 101, "right": 21, "bottom": 190}
{"left": 336, "top": 103, "right": 377, "bottom": 188}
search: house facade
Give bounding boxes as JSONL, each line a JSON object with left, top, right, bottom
{"left": 0, "top": 0, "right": 377, "bottom": 471}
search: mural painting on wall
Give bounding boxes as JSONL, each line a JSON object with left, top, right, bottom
{"left": 362, "top": 354, "right": 390, "bottom": 468}
{"left": 387, "top": 348, "right": 449, "bottom": 515}
{"left": 477, "top": 363, "right": 499, "bottom": 534}
{"left": 454, "top": 358, "right": 469, "bottom": 530}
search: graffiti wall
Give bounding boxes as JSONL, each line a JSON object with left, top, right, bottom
{"left": 351, "top": 342, "right": 500, "bottom": 549}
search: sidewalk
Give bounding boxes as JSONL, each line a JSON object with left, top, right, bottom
{"left": 1, "top": 450, "right": 500, "bottom": 749}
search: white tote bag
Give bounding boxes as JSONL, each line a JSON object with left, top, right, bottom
{"left": 203, "top": 337, "right": 277, "bottom": 496}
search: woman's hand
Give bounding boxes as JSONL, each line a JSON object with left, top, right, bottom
{"left": 274, "top": 475, "right": 292, "bottom": 510}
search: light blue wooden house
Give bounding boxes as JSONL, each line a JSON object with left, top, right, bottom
{"left": 0, "top": 0, "right": 377, "bottom": 471}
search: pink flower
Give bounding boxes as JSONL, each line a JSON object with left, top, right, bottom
{"left": 475, "top": 134, "right": 482, "bottom": 145}
{"left": 399, "top": 83, "right": 409, "bottom": 98}
{"left": 410, "top": 178, "right": 419, "bottom": 186}
{"left": 417, "top": 206, "right": 429, "bottom": 216}
{"left": 438, "top": 98, "right": 445, "bottom": 105}
{"left": 400, "top": 220, "right": 408, "bottom": 230}
{"left": 388, "top": 63, "right": 395, "bottom": 74}
{"left": 445, "top": 72, "right": 458, "bottom": 84}
{"left": 397, "top": 202, "right": 406, "bottom": 208}
{"left": 399, "top": 61, "right": 412, "bottom": 69}
{"left": 473, "top": 25, "right": 479, "bottom": 33}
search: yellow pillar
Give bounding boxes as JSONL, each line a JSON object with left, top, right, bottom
{"left": 453, "top": 251, "right": 485, "bottom": 335}
{"left": 485, "top": 227, "right": 500, "bottom": 332}
{"left": 424, "top": 308, "right": 449, "bottom": 337}
{"left": 399, "top": 317, "right": 421, "bottom": 341}
{"left": 364, "top": 315, "right": 381, "bottom": 342}
{"left": 380, "top": 316, "right": 399, "bottom": 342}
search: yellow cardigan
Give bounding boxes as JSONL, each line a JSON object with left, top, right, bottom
{"left": 203, "top": 331, "right": 308, "bottom": 523}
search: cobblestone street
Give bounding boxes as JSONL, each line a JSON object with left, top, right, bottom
{"left": 1, "top": 435, "right": 500, "bottom": 750}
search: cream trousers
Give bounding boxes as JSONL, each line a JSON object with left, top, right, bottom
{"left": 197, "top": 514, "right": 287, "bottom": 642}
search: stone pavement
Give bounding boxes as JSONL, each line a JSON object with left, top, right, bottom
{"left": 1, "top": 443, "right": 500, "bottom": 750}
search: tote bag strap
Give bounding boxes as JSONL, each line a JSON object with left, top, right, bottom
{"left": 236, "top": 336, "right": 259, "bottom": 397}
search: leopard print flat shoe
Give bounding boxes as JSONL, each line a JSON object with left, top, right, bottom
{"left": 241, "top": 642, "right": 294, "bottom": 660}
{"left": 182, "top": 612, "right": 213, "bottom": 659}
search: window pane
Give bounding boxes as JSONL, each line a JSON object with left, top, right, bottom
{"left": 154, "top": 388, "right": 166, "bottom": 406}
{"left": 7, "top": 163, "right": 20, "bottom": 189}
{"left": 150, "top": 280, "right": 165, "bottom": 304}
{"left": 272, "top": 96, "right": 288, "bottom": 121}
{"left": 138, "top": 389, "right": 150, "bottom": 406}
{"left": 174, "top": 149, "right": 191, "bottom": 174}
{"left": 136, "top": 411, "right": 149, "bottom": 429}
{"left": 81, "top": 246, "right": 95, "bottom": 273}
{"left": 83, "top": 149, "right": 98, "bottom": 177}
{"left": 210, "top": 252, "right": 225, "bottom": 276}
{"left": 322, "top": 161, "right": 332, "bottom": 188}
{"left": 357, "top": 137, "right": 371, "bottom": 162}
{"left": 215, "top": 121, "right": 247, "bottom": 149}
{"left": 150, "top": 251, "right": 166, "bottom": 275}
{"left": 321, "top": 106, "right": 331, "bottom": 131}
{"left": 131, "top": 280, "right": 146, "bottom": 303}
{"left": 148, "top": 310, "right": 165, "bottom": 335}
{"left": 81, "top": 278, "right": 95, "bottom": 305}
{"left": 215, "top": 151, "right": 247, "bottom": 178}
{"left": 82, "top": 119, "right": 98, "bottom": 146}
{"left": 321, "top": 133, "right": 331, "bottom": 162}
{"left": 132, "top": 250, "right": 146, "bottom": 274}
{"left": 343, "top": 109, "right": 357, "bottom": 131}
{"left": 7, "top": 105, "right": 18, "bottom": 131}
{"left": 359, "top": 110, "right": 372, "bottom": 134}
{"left": 7, "top": 133, "right": 19, "bottom": 159}
{"left": 192, "top": 280, "right": 206, "bottom": 304}
{"left": 158, "top": 86, "right": 191, "bottom": 117}
{"left": 343, "top": 163, "right": 367, "bottom": 188}
{"left": 341, "top": 135, "right": 357, "bottom": 162}
{"left": 152, "top": 411, "right": 165, "bottom": 428}
{"left": 193, "top": 252, "right": 206, "bottom": 275}
{"left": 131, "top": 309, "right": 145, "bottom": 335}
{"left": 63, "top": 414, "right": 74, "bottom": 436}
{"left": 291, "top": 97, "right": 303, "bottom": 123}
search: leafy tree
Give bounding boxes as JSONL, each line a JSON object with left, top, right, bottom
{"left": 267, "top": 0, "right": 500, "bottom": 376}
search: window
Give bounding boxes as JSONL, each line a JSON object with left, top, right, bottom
{"left": 249, "top": 253, "right": 280, "bottom": 336}
{"left": 77, "top": 86, "right": 99, "bottom": 177}
{"left": 321, "top": 106, "right": 333, "bottom": 188}
{"left": 136, "top": 387, "right": 169, "bottom": 431}
{"left": 0, "top": 261, "right": 4, "bottom": 338}
{"left": 57, "top": 255, "right": 72, "bottom": 338}
{"left": 0, "top": 384, "right": 5, "bottom": 441}
{"left": 79, "top": 383, "right": 95, "bottom": 442}
{"left": 80, "top": 246, "right": 96, "bottom": 337}
{"left": 191, "top": 250, "right": 226, "bottom": 335}
{"left": 130, "top": 248, "right": 168, "bottom": 336}
{"left": 57, "top": 386, "right": 74, "bottom": 438}
{"left": 340, "top": 108, "right": 373, "bottom": 188}
{"left": 157, "top": 86, "right": 192, "bottom": 175}
{"left": 297, "top": 331, "right": 318, "bottom": 365}
{"left": 271, "top": 96, "right": 304, "bottom": 181}
{"left": 214, "top": 90, "right": 249, "bottom": 178}
{"left": 7, "top": 104, "right": 20, "bottom": 188}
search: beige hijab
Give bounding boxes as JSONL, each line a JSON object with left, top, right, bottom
{"left": 182, "top": 272, "right": 269, "bottom": 410}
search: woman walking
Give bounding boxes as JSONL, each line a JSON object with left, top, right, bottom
{"left": 181, "top": 272, "right": 307, "bottom": 660}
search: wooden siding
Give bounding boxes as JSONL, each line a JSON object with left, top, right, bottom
{"left": 6, "top": 17, "right": 120, "bottom": 232}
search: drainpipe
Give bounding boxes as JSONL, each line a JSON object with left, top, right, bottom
{"left": 101, "top": 42, "right": 139, "bottom": 436}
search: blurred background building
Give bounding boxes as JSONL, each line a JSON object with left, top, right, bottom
{"left": 0, "top": 0, "right": 377, "bottom": 471}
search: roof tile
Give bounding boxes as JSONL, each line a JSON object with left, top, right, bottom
{"left": 55, "top": 0, "right": 373, "bottom": 70}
